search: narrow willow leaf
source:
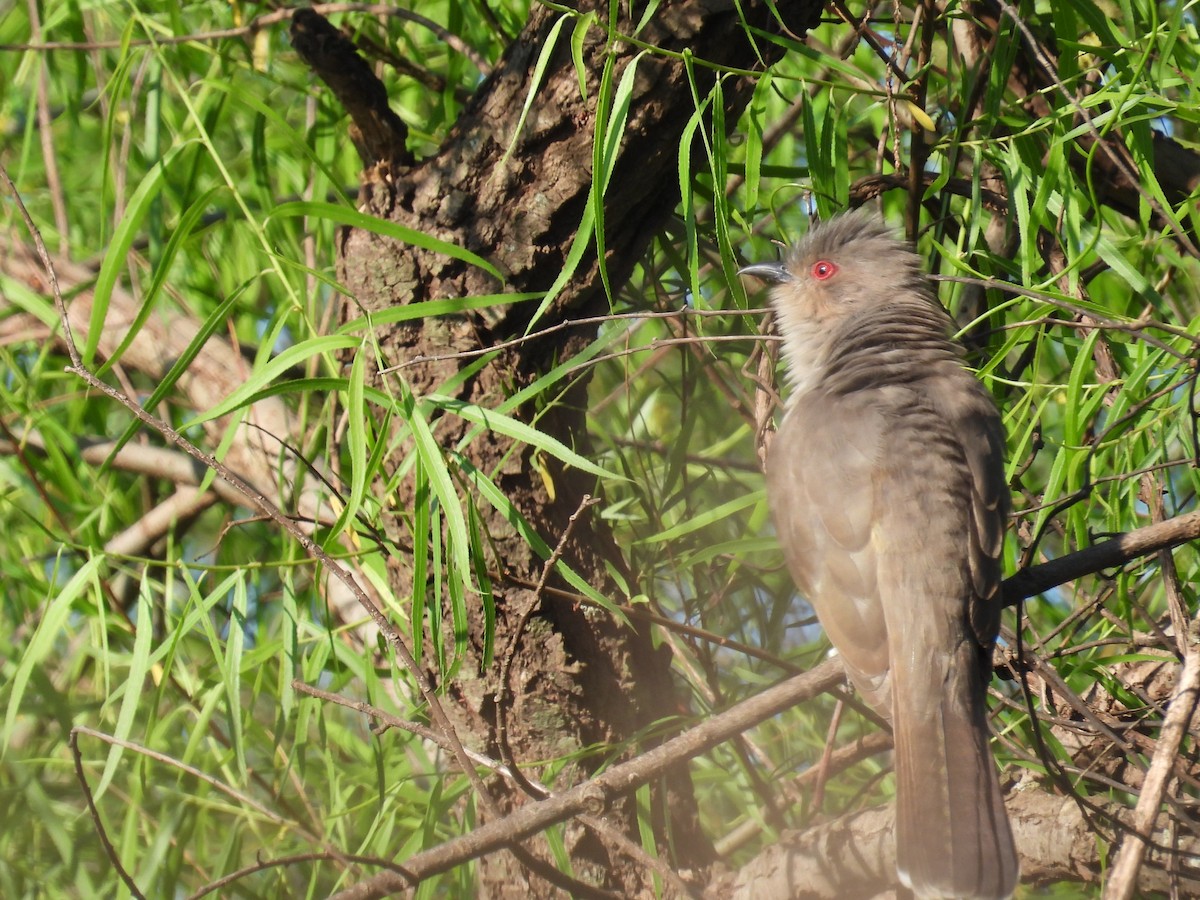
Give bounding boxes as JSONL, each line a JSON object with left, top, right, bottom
{"left": 87, "top": 142, "right": 196, "bottom": 366}
{"left": 97, "top": 185, "right": 225, "bottom": 377}
{"left": 270, "top": 201, "right": 503, "bottom": 281}
{"left": 501, "top": 12, "right": 570, "bottom": 167}
{"left": 636, "top": 492, "right": 762, "bottom": 545}
{"left": 327, "top": 346, "right": 369, "bottom": 545}
{"left": 570, "top": 11, "right": 596, "bottom": 99}
{"left": 184, "top": 334, "right": 360, "bottom": 427}
{"left": 4, "top": 554, "right": 105, "bottom": 755}
{"left": 92, "top": 578, "right": 156, "bottom": 801}
{"left": 425, "top": 394, "right": 623, "bottom": 480}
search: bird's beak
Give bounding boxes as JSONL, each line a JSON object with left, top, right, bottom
{"left": 737, "top": 262, "right": 792, "bottom": 284}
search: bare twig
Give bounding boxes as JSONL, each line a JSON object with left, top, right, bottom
{"left": 382, "top": 306, "right": 771, "bottom": 372}
{"left": 712, "top": 730, "right": 893, "bottom": 858}
{"left": 68, "top": 729, "right": 145, "bottom": 899}
{"left": 931, "top": 274, "right": 1196, "bottom": 358}
{"left": 826, "top": 0, "right": 912, "bottom": 86}
{"left": 188, "top": 852, "right": 413, "bottom": 900}
{"left": 295, "top": 680, "right": 519, "bottom": 774}
{"left": 71, "top": 726, "right": 294, "bottom": 828}
{"left": 1103, "top": 619, "right": 1200, "bottom": 900}
{"left": 810, "top": 697, "right": 845, "bottom": 814}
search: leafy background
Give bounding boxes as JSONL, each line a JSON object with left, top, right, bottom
{"left": 1, "top": 0, "right": 1197, "bottom": 896}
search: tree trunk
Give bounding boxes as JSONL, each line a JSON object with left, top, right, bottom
{"left": 295, "top": 1, "right": 822, "bottom": 894}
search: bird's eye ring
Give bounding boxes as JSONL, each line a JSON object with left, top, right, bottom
{"left": 811, "top": 260, "right": 838, "bottom": 281}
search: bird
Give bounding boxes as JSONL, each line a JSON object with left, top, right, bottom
{"left": 739, "top": 208, "right": 1019, "bottom": 899}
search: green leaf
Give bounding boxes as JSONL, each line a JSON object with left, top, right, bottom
{"left": 456, "top": 455, "right": 623, "bottom": 619}
{"left": 570, "top": 11, "right": 596, "bottom": 99}
{"left": 411, "top": 460, "right": 430, "bottom": 666}
{"left": 425, "top": 394, "right": 623, "bottom": 480}
{"left": 636, "top": 492, "right": 762, "bottom": 545}
{"left": 269, "top": 201, "right": 504, "bottom": 282}
{"left": 501, "top": 12, "right": 571, "bottom": 167}
{"left": 96, "top": 185, "right": 226, "bottom": 377}
{"left": 4, "top": 554, "right": 105, "bottom": 757}
{"left": 183, "top": 334, "right": 361, "bottom": 427}
{"left": 87, "top": 141, "right": 197, "bottom": 366}
{"left": 399, "top": 379, "right": 473, "bottom": 670}
{"left": 327, "top": 348, "right": 370, "bottom": 545}
{"left": 92, "top": 579, "right": 157, "bottom": 801}
{"left": 224, "top": 576, "right": 248, "bottom": 780}
{"left": 468, "top": 499, "right": 496, "bottom": 669}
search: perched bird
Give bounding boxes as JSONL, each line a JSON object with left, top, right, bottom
{"left": 740, "top": 209, "right": 1019, "bottom": 899}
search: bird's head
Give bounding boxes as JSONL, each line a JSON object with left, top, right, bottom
{"left": 739, "top": 207, "right": 928, "bottom": 318}
{"left": 739, "top": 208, "right": 937, "bottom": 392}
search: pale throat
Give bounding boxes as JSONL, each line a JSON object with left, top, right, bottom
{"left": 773, "top": 300, "right": 833, "bottom": 399}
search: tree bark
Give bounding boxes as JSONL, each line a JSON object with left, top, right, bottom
{"left": 711, "top": 789, "right": 1200, "bottom": 899}
{"left": 284, "top": 1, "right": 1200, "bottom": 896}
{"left": 294, "top": 2, "right": 822, "bottom": 895}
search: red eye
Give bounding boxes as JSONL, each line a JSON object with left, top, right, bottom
{"left": 811, "top": 260, "right": 838, "bottom": 280}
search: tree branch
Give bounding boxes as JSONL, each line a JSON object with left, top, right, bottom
{"left": 713, "top": 789, "right": 1200, "bottom": 899}
{"left": 1103, "top": 616, "right": 1200, "bottom": 899}
{"left": 1002, "top": 510, "right": 1200, "bottom": 607}
{"left": 290, "top": 8, "right": 412, "bottom": 169}
{"left": 328, "top": 661, "right": 846, "bottom": 899}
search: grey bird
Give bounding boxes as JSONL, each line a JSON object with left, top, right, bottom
{"left": 740, "top": 209, "right": 1019, "bottom": 899}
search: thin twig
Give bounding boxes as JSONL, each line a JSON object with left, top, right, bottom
{"left": 931, "top": 274, "right": 1195, "bottom": 357}
{"left": 294, "top": 680, "right": 521, "bottom": 777}
{"left": 1103, "top": 618, "right": 1200, "bottom": 900}
{"left": 187, "top": 852, "right": 414, "bottom": 900}
{"left": 826, "top": 0, "right": 912, "bottom": 86}
{"left": 68, "top": 730, "right": 146, "bottom": 899}
{"left": 810, "top": 697, "right": 845, "bottom": 814}
{"left": 381, "top": 306, "right": 771, "bottom": 373}
{"left": 71, "top": 726, "right": 294, "bottom": 828}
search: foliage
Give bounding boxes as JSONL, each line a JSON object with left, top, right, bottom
{"left": 0, "top": 0, "right": 1197, "bottom": 896}
{"left": 599, "top": 2, "right": 1200, "bottom": 860}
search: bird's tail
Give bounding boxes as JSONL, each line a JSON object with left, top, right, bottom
{"left": 892, "top": 640, "right": 1019, "bottom": 900}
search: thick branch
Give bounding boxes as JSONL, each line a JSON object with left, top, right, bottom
{"left": 290, "top": 9, "right": 412, "bottom": 169}
{"left": 329, "top": 661, "right": 845, "bottom": 899}
{"left": 1003, "top": 510, "right": 1200, "bottom": 606}
{"left": 714, "top": 789, "right": 1200, "bottom": 899}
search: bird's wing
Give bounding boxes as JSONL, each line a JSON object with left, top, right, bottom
{"left": 925, "top": 368, "right": 1010, "bottom": 645}
{"left": 868, "top": 377, "right": 1015, "bottom": 898}
{"left": 766, "top": 389, "right": 891, "bottom": 709}
{"left": 765, "top": 367, "right": 1008, "bottom": 706}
